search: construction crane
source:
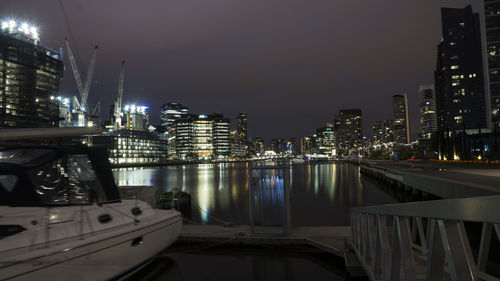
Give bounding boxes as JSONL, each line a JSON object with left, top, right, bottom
{"left": 91, "top": 101, "right": 101, "bottom": 116}
{"left": 114, "top": 61, "right": 125, "bottom": 130}
{"left": 65, "top": 38, "right": 98, "bottom": 115}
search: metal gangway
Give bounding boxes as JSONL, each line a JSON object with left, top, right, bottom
{"left": 351, "top": 195, "right": 500, "bottom": 281}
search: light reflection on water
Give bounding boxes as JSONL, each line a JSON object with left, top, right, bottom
{"left": 113, "top": 162, "right": 396, "bottom": 226}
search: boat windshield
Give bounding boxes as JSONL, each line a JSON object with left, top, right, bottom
{"left": 0, "top": 149, "right": 58, "bottom": 168}
{"left": 29, "top": 154, "right": 106, "bottom": 205}
{"left": 0, "top": 148, "right": 107, "bottom": 206}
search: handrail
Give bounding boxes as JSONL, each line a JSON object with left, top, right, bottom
{"left": 352, "top": 195, "right": 500, "bottom": 223}
{"left": 350, "top": 195, "right": 500, "bottom": 281}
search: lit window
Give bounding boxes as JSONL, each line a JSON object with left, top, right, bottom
{"left": 451, "top": 65, "right": 459, "bottom": 69}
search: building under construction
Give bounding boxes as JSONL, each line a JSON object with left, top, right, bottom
{"left": 0, "top": 19, "right": 63, "bottom": 128}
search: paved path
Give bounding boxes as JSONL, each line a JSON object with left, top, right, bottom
{"left": 364, "top": 161, "right": 500, "bottom": 196}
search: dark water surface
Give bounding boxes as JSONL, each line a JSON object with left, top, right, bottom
{"left": 116, "top": 162, "right": 394, "bottom": 281}
{"left": 113, "top": 161, "right": 396, "bottom": 226}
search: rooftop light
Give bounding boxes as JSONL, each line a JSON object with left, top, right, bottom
{"left": 1, "top": 19, "right": 40, "bottom": 40}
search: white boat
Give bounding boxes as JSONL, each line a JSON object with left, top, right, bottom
{"left": 291, "top": 157, "right": 305, "bottom": 164}
{"left": 0, "top": 146, "right": 182, "bottom": 281}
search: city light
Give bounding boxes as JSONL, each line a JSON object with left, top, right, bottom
{"left": 1, "top": 19, "right": 40, "bottom": 40}
{"left": 123, "top": 104, "right": 149, "bottom": 115}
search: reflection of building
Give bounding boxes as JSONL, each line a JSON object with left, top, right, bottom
{"left": 435, "top": 6, "right": 487, "bottom": 133}
{"left": 0, "top": 20, "right": 63, "bottom": 128}
{"left": 334, "top": 109, "right": 362, "bottom": 156}
{"left": 91, "top": 130, "right": 166, "bottom": 165}
{"left": 392, "top": 94, "right": 410, "bottom": 144}
{"left": 484, "top": 1, "right": 500, "bottom": 128}
{"left": 174, "top": 114, "right": 231, "bottom": 159}
{"left": 419, "top": 84, "right": 437, "bottom": 140}
{"left": 372, "top": 120, "right": 394, "bottom": 145}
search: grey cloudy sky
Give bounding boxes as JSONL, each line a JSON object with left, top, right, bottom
{"left": 0, "top": 0, "right": 484, "bottom": 141}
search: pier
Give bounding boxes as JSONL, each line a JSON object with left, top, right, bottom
{"left": 179, "top": 225, "right": 351, "bottom": 257}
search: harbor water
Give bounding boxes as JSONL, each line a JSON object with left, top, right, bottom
{"left": 115, "top": 161, "right": 396, "bottom": 280}
{"left": 113, "top": 161, "right": 397, "bottom": 226}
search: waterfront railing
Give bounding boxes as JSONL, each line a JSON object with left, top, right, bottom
{"left": 350, "top": 195, "right": 500, "bottom": 281}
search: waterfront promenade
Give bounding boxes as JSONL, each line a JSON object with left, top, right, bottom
{"left": 359, "top": 160, "right": 500, "bottom": 198}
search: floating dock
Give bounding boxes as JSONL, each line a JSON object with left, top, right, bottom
{"left": 178, "top": 224, "right": 364, "bottom": 276}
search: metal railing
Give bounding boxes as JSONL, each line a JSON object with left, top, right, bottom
{"left": 351, "top": 195, "right": 500, "bottom": 281}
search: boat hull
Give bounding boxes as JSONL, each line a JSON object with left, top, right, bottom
{"left": 1, "top": 212, "right": 182, "bottom": 281}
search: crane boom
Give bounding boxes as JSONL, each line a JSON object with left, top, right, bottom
{"left": 81, "top": 46, "right": 98, "bottom": 111}
{"left": 91, "top": 101, "right": 101, "bottom": 116}
{"left": 65, "top": 39, "right": 84, "bottom": 98}
{"left": 114, "top": 61, "right": 125, "bottom": 129}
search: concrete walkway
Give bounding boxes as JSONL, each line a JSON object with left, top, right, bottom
{"left": 362, "top": 161, "right": 500, "bottom": 198}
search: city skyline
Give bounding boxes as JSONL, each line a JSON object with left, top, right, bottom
{"left": 0, "top": 0, "right": 486, "bottom": 140}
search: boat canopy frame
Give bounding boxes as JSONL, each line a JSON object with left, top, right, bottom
{"left": 0, "top": 146, "right": 121, "bottom": 207}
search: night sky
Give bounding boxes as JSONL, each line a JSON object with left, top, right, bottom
{"left": 0, "top": 0, "right": 484, "bottom": 141}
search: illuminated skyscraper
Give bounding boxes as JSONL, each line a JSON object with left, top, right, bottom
{"left": 334, "top": 109, "right": 362, "bottom": 156}
{"left": 434, "top": 6, "right": 487, "bottom": 132}
{"left": 160, "top": 102, "right": 188, "bottom": 132}
{"left": 315, "top": 123, "right": 336, "bottom": 156}
{"left": 392, "top": 94, "right": 410, "bottom": 144}
{"left": 174, "top": 114, "right": 230, "bottom": 159}
{"left": 419, "top": 84, "right": 438, "bottom": 140}
{"left": 0, "top": 20, "right": 63, "bottom": 128}
{"left": 372, "top": 120, "right": 394, "bottom": 145}
{"left": 484, "top": 1, "right": 500, "bottom": 128}
{"left": 160, "top": 102, "right": 189, "bottom": 156}
{"left": 237, "top": 112, "right": 248, "bottom": 141}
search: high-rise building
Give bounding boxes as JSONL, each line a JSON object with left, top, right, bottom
{"left": 160, "top": 102, "right": 189, "bottom": 156}
{"left": 334, "top": 109, "right": 362, "bottom": 156}
{"left": 160, "top": 102, "right": 188, "bottom": 132}
{"left": 250, "top": 137, "right": 265, "bottom": 155}
{"left": 392, "top": 94, "right": 410, "bottom": 144}
{"left": 271, "top": 138, "right": 287, "bottom": 155}
{"left": 419, "top": 84, "right": 438, "bottom": 140}
{"left": 230, "top": 130, "right": 246, "bottom": 157}
{"left": 434, "top": 6, "right": 487, "bottom": 133}
{"left": 372, "top": 120, "right": 394, "bottom": 145}
{"left": 315, "top": 123, "right": 336, "bottom": 156}
{"left": 301, "top": 136, "right": 316, "bottom": 154}
{"left": 213, "top": 117, "right": 231, "bottom": 158}
{"left": 484, "top": 1, "right": 500, "bottom": 128}
{"left": 175, "top": 118, "right": 194, "bottom": 158}
{"left": 237, "top": 113, "right": 248, "bottom": 141}
{"left": 174, "top": 114, "right": 230, "bottom": 159}
{"left": 0, "top": 20, "right": 63, "bottom": 128}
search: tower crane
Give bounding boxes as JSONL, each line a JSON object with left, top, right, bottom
{"left": 65, "top": 39, "right": 98, "bottom": 123}
{"left": 114, "top": 61, "right": 125, "bottom": 130}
